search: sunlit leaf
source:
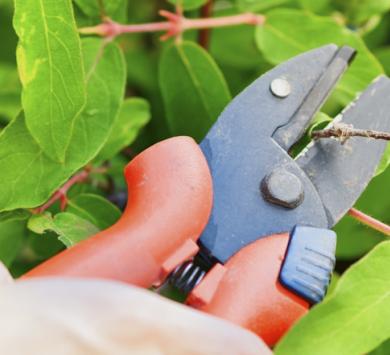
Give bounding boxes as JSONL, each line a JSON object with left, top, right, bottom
{"left": 67, "top": 193, "right": 121, "bottom": 230}
{"left": 0, "top": 39, "right": 125, "bottom": 211}
{"left": 159, "top": 41, "right": 231, "bottom": 141}
{"left": 276, "top": 241, "right": 390, "bottom": 355}
{"left": 14, "top": 0, "right": 86, "bottom": 161}
{"left": 96, "top": 98, "right": 150, "bottom": 163}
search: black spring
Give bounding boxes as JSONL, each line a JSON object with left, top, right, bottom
{"left": 169, "top": 260, "right": 206, "bottom": 294}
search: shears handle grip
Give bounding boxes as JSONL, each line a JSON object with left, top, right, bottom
{"left": 187, "top": 234, "right": 310, "bottom": 346}
{"left": 187, "top": 226, "right": 336, "bottom": 345}
{"left": 23, "top": 137, "right": 213, "bottom": 287}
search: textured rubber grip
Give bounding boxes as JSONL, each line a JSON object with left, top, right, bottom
{"left": 187, "top": 233, "right": 310, "bottom": 346}
{"left": 23, "top": 137, "right": 213, "bottom": 287}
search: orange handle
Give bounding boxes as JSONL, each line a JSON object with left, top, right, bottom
{"left": 187, "top": 234, "right": 309, "bottom": 346}
{"left": 23, "top": 137, "right": 213, "bottom": 287}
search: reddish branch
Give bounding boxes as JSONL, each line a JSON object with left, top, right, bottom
{"left": 79, "top": 10, "right": 265, "bottom": 41}
{"left": 198, "top": 0, "right": 214, "bottom": 49}
{"left": 348, "top": 208, "right": 390, "bottom": 236}
{"left": 32, "top": 166, "right": 105, "bottom": 214}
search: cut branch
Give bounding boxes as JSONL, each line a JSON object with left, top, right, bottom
{"left": 312, "top": 123, "right": 390, "bottom": 144}
{"left": 348, "top": 208, "right": 390, "bottom": 236}
{"left": 79, "top": 11, "right": 265, "bottom": 41}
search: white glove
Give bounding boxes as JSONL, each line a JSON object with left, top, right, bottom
{"left": 0, "top": 263, "right": 271, "bottom": 355}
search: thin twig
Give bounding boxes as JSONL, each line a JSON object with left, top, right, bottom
{"left": 198, "top": 0, "right": 213, "bottom": 49}
{"left": 312, "top": 123, "right": 390, "bottom": 144}
{"left": 32, "top": 166, "right": 106, "bottom": 214}
{"left": 348, "top": 208, "right": 390, "bottom": 236}
{"left": 79, "top": 11, "right": 265, "bottom": 41}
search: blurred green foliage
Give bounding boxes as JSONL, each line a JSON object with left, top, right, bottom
{"left": 0, "top": 0, "right": 388, "bottom": 352}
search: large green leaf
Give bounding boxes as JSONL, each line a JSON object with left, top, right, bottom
{"left": 298, "top": 0, "right": 331, "bottom": 13}
{"left": 13, "top": 0, "right": 86, "bottom": 162}
{"left": 159, "top": 41, "right": 231, "bottom": 141}
{"left": 0, "top": 38, "right": 125, "bottom": 211}
{"left": 28, "top": 211, "right": 99, "bottom": 247}
{"left": 0, "top": 1, "right": 18, "bottom": 64}
{"left": 67, "top": 193, "right": 121, "bottom": 230}
{"left": 65, "top": 38, "right": 126, "bottom": 165}
{"left": 335, "top": 167, "right": 389, "bottom": 259}
{"left": 334, "top": 0, "right": 390, "bottom": 24}
{"left": 236, "top": 0, "right": 293, "bottom": 12}
{"left": 73, "top": 0, "right": 128, "bottom": 22}
{"left": 376, "top": 144, "right": 390, "bottom": 176}
{"left": 167, "top": 0, "right": 208, "bottom": 10}
{"left": 96, "top": 97, "right": 150, "bottom": 163}
{"left": 0, "top": 63, "right": 21, "bottom": 122}
{"left": 369, "top": 338, "right": 390, "bottom": 355}
{"left": 0, "top": 210, "right": 29, "bottom": 267}
{"left": 210, "top": 9, "right": 265, "bottom": 70}
{"left": 275, "top": 241, "right": 390, "bottom": 355}
{"left": 256, "top": 9, "right": 383, "bottom": 104}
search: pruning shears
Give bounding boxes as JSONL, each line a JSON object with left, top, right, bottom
{"left": 23, "top": 45, "right": 390, "bottom": 345}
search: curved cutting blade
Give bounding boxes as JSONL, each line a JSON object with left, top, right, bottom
{"left": 199, "top": 45, "right": 344, "bottom": 263}
{"left": 296, "top": 76, "right": 390, "bottom": 227}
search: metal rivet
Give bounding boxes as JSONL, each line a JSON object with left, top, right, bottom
{"left": 261, "top": 168, "right": 304, "bottom": 209}
{"left": 270, "top": 78, "right": 291, "bottom": 98}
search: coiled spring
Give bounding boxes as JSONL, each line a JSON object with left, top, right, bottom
{"left": 169, "top": 260, "right": 206, "bottom": 294}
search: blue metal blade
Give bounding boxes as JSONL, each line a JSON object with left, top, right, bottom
{"left": 198, "top": 46, "right": 341, "bottom": 263}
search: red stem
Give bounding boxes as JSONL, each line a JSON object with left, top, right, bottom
{"left": 79, "top": 11, "right": 265, "bottom": 41}
{"left": 198, "top": 0, "right": 213, "bottom": 49}
{"left": 33, "top": 169, "right": 91, "bottom": 214}
{"left": 348, "top": 208, "right": 390, "bottom": 236}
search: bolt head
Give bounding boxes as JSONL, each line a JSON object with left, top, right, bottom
{"left": 270, "top": 78, "right": 291, "bottom": 98}
{"left": 261, "top": 168, "right": 304, "bottom": 209}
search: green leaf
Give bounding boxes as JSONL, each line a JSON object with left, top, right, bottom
{"left": 335, "top": 167, "right": 389, "bottom": 259}
{"left": 28, "top": 211, "right": 54, "bottom": 234}
{"left": 255, "top": 9, "right": 383, "bottom": 105}
{"left": 28, "top": 211, "right": 99, "bottom": 247}
{"left": 167, "top": 0, "right": 208, "bottom": 11}
{"left": 67, "top": 193, "right": 121, "bottom": 230}
{"left": 210, "top": 9, "right": 265, "bottom": 70}
{"left": 325, "top": 272, "right": 340, "bottom": 299}
{"left": 236, "top": 0, "right": 293, "bottom": 12}
{"left": 0, "top": 1, "right": 18, "bottom": 64}
{"left": 369, "top": 338, "right": 390, "bottom": 355}
{"left": 73, "top": 0, "right": 128, "bottom": 22}
{"left": 96, "top": 98, "right": 150, "bottom": 162}
{"left": 298, "top": 0, "right": 331, "bottom": 13}
{"left": 13, "top": 0, "right": 86, "bottom": 162}
{"left": 275, "top": 241, "right": 390, "bottom": 355}
{"left": 0, "top": 63, "right": 21, "bottom": 122}
{"left": 308, "top": 112, "right": 332, "bottom": 136}
{"left": 374, "top": 46, "right": 390, "bottom": 75}
{"left": 0, "top": 210, "right": 29, "bottom": 267}
{"left": 65, "top": 38, "right": 126, "bottom": 165}
{"left": 376, "top": 143, "right": 390, "bottom": 176}
{"left": 54, "top": 212, "right": 100, "bottom": 247}
{"left": 27, "top": 230, "right": 64, "bottom": 260}
{"left": 334, "top": 0, "right": 390, "bottom": 24}
{"left": 159, "top": 41, "right": 231, "bottom": 141}
{"left": 0, "top": 38, "right": 125, "bottom": 212}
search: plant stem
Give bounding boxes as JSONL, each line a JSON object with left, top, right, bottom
{"left": 32, "top": 167, "right": 93, "bottom": 214}
{"left": 198, "top": 0, "right": 214, "bottom": 49}
{"left": 312, "top": 123, "right": 390, "bottom": 143}
{"left": 79, "top": 11, "right": 265, "bottom": 41}
{"left": 348, "top": 208, "right": 390, "bottom": 236}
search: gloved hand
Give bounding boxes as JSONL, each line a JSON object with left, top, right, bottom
{"left": 0, "top": 263, "right": 271, "bottom": 355}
